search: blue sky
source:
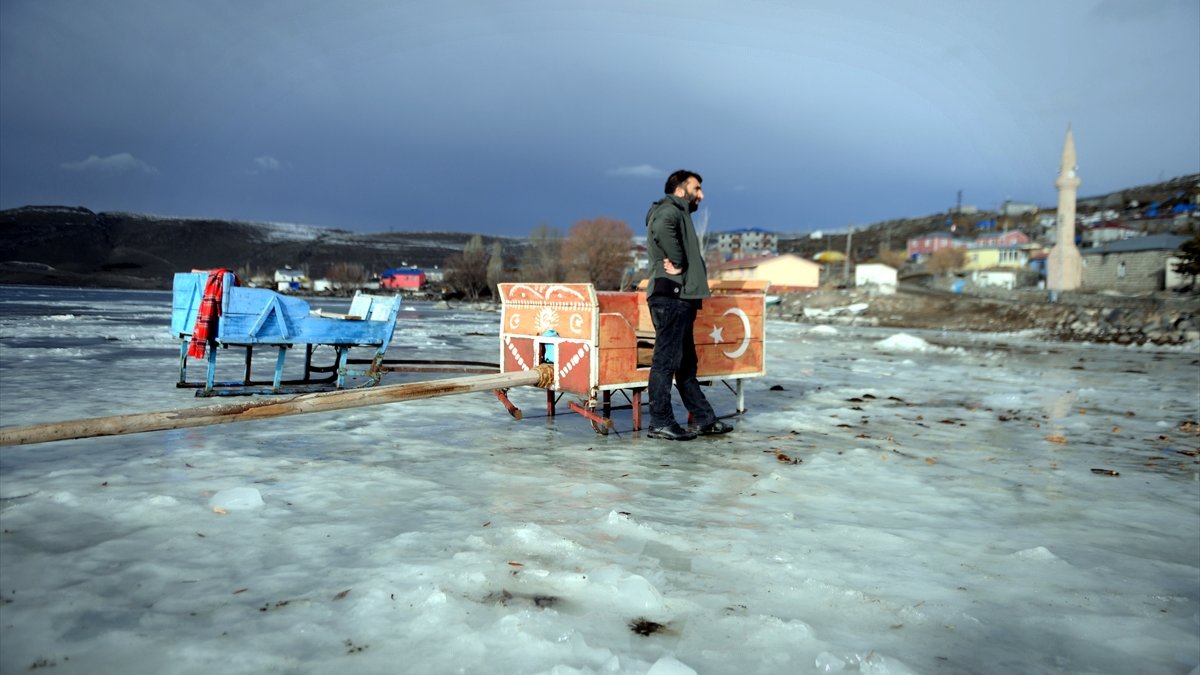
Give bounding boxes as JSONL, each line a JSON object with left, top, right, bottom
{"left": 1, "top": 0, "right": 1197, "bottom": 237}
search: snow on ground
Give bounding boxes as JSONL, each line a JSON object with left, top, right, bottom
{"left": 1, "top": 286, "right": 1198, "bottom": 675}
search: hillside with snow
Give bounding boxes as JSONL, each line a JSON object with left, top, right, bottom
{"left": 0, "top": 206, "right": 524, "bottom": 289}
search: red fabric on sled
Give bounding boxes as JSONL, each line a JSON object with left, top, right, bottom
{"left": 187, "top": 269, "right": 238, "bottom": 359}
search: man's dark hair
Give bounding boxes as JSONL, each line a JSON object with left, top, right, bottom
{"left": 664, "top": 170, "right": 702, "bottom": 195}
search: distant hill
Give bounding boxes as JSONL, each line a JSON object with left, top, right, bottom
{"left": 778, "top": 173, "right": 1199, "bottom": 262}
{"left": 2, "top": 173, "right": 1196, "bottom": 289}
{"left": 0, "top": 207, "right": 525, "bottom": 289}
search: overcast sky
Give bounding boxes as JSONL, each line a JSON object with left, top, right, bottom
{"left": 1, "top": 1, "right": 1197, "bottom": 237}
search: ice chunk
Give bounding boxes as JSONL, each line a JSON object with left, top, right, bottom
{"left": 207, "top": 487, "right": 264, "bottom": 511}
{"left": 808, "top": 325, "right": 840, "bottom": 335}
{"left": 586, "top": 566, "right": 668, "bottom": 617}
{"left": 646, "top": 655, "right": 697, "bottom": 675}
{"left": 815, "top": 651, "right": 846, "bottom": 672}
{"left": 874, "top": 333, "right": 931, "bottom": 352}
{"left": 1012, "top": 546, "right": 1060, "bottom": 561}
{"left": 859, "top": 651, "right": 920, "bottom": 675}
{"left": 615, "top": 574, "right": 666, "bottom": 615}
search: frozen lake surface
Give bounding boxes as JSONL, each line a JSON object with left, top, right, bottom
{"left": 1, "top": 286, "right": 1198, "bottom": 674}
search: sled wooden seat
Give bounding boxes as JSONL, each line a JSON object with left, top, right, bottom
{"left": 634, "top": 330, "right": 656, "bottom": 368}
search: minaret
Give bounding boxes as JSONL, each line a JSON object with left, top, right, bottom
{"left": 1046, "top": 127, "right": 1082, "bottom": 292}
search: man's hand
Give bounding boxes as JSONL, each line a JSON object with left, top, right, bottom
{"left": 663, "top": 258, "right": 682, "bottom": 275}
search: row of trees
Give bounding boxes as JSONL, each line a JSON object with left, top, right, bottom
{"left": 443, "top": 217, "right": 635, "bottom": 300}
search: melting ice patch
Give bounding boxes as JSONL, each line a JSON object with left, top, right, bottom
{"left": 207, "top": 487, "right": 264, "bottom": 511}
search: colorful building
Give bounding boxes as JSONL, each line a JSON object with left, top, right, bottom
{"left": 963, "top": 246, "right": 1030, "bottom": 271}
{"left": 906, "top": 231, "right": 961, "bottom": 260}
{"left": 380, "top": 268, "right": 426, "bottom": 291}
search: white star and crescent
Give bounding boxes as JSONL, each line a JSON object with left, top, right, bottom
{"left": 708, "top": 324, "right": 724, "bottom": 343}
{"left": 708, "top": 307, "right": 752, "bottom": 359}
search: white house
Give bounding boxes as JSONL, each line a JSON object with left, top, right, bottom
{"left": 1082, "top": 223, "right": 1141, "bottom": 247}
{"left": 1000, "top": 201, "right": 1039, "bottom": 216}
{"left": 854, "top": 263, "right": 897, "bottom": 294}
{"left": 274, "top": 268, "right": 307, "bottom": 292}
{"left": 972, "top": 269, "right": 1018, "bottom": 289}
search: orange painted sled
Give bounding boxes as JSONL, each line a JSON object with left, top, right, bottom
{"left": 496, "top": 280, "right": 767, "bottom": 433}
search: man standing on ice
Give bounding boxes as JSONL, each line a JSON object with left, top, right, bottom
{"left": 643, "top": 169, "right": 734, "bottom": 441}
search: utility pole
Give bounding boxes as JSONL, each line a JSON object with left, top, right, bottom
{"left": 843, "top": 226, "right": 853, "bottom": 282}
{"left": 696, "top": 207, "right": 710, "bottom": 250}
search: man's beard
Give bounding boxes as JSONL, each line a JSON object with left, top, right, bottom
{"left": 688, "top": 200, "right": 699, "bottom": 213}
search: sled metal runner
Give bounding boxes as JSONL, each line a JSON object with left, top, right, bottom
{"left": 495, "top": 280, "right": 768, "bottom": 434}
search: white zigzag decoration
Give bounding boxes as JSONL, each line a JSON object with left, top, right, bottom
{"left": 504, "top": 336, "right": 529, "bottom": 371}
{"left": 557, "top": 342, "right": 591, "bottom": 380}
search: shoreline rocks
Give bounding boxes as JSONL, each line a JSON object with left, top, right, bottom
{"left": 773, "top": 288, "right": 1200, "bottom": 346}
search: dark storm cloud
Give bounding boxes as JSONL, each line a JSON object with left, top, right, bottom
{"left": 1, "top": 0, "right": 1197, "bottom": 235}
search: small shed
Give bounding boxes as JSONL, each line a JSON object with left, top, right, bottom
{"left": 854, "top": 263, "right": 897, "bottom": 294}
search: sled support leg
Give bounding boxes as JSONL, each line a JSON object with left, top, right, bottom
{"left": 494, "top": 388, "right": 523, "bottom": 420}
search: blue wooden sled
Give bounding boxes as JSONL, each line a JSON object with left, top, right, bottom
{"left": 171, "top": 271, "right": 402, "bottom": 396}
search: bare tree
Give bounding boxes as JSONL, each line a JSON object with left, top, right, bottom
{"left": 443, "top": 235, "right": 490, "bottom": 300}
{"left": 925, "top": 247, "right": 967, "bottom": 276}
{"left": 486, "top": 241, "right": 505, "bottom": 298}
{"left": 519, "top": 223, "right": 564, "bottom": 282}
{"left": 879, "top": 249, "right": 909, "bottom": 270}
{"left": 326, "top": 262, "right": 366, "bottom": 293}
{"left": 561, "top": 217, "right": 633, "bottom": 290}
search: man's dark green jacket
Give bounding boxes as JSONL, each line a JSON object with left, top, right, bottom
{"left": 644, "top": 195, "right": 711, "bottom": 300}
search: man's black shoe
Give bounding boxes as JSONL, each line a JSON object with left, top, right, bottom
{"left": 646, "top": 423, "right": 697, "bottom": 441}
{"left": 692, "top": 420, "right": 734, "bottom": 436}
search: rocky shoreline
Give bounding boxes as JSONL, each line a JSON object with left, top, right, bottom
{"left": 2, "top": 276, "right": 1196, "bottom": 347}
{"left": 772, "top": 288, "right": 1200, "bottom": 346}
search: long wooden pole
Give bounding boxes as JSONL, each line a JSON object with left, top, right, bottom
{"left": 0, "top": 366, "right": 552, "bottom": 447}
